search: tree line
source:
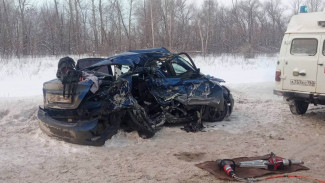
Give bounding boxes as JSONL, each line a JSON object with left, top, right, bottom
{"left": 0, "top": 0, "right": 324, "bottom": 57}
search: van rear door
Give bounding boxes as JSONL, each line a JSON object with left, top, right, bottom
{"left": 316, "top": 37, "right": 325, "bottom": 93}
{"left": 282, "top": 34, "right": 320, "bottom": 93}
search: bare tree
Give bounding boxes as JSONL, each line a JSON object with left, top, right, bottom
{"left": 18, "top": 0, "right": 29, "bottom": 55}
{"left": 68, "top": 0, "right": 74, "bottom": 54}
{"left": 306, "top": 0, "right": 322, "bottom": 12}
{"left": 290, "top": 0, "right": 303, "bottom": 15}
{"left": 150, "top": 0, "right": 155, "bottom": 48}
{"left": 128, "top": 0, "right": 133, "bottom": 50}
{"left": 0, "top": 0, "right": 13, "bottom": 56}
{"left": 240, "top": 0, "right": 260, "bottom": 45}
{"left": 198, "top": 18, "right": 204, "bottom": 55}
{"left": 0, "top": 0, "right": 292, "bottom": 57}
{"left": 264, "top": 0, "right": 285, "bottom": 50}
{"left": 92, "top": 0, "right": 99, "bottom": 52}
{"left": 98, "top": 0, "right": 105, "bottom": 46}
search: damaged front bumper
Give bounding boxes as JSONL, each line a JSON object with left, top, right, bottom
{"left": 38, "top": 107, "right": 115, "bottom": 146}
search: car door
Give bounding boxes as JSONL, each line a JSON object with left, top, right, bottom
{"left": 149, "top": 57, "right": 201, "bottom": 101}
{"left": 148, "top": 60, "right": 186, "bottom": 101}
{"left": 282, "top": 34, "right": 321, "bottom": 93}
{"left": 316, "top": 36, "right": 325, "bottom": 94}
{"left": 168, "top": 57, "right": 211, "bottom": 99}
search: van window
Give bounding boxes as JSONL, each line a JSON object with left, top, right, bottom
{"left": 291, "top": 38, "right": 318, "bottom": 56}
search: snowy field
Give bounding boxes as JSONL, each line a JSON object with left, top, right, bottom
{"left": 1, "top": 55, "right": 325, "bottom": 182}
{"left": 0, "top": 54, "right": 276, "bottom": 97}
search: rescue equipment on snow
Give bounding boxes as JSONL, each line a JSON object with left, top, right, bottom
{"left": 215, "top": 152, "right": 325, "bottom": 182}
{"left": 237, "top": 152, "right": 304, "bottom": 170}
{"left": 218, "top": 159, "right": 237, "bottom": 178}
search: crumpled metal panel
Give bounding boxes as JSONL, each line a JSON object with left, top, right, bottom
{"left": 104, "top": 76, "right": 139, "bottom": 112}
{"left": 148, "top": 76, "right": 223, "bottom": 108}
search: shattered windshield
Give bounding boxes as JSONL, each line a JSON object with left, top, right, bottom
{"left": 171, "top": 56, "right": 195, "bottom": 75}
{"left": 145, "top": 55, "right": 197, "bottom": 78}
{"left": 147, "top": 55, "right": 197, "bottom": 78}
{"left": 170, "top": 56, "right": 196, "bottom": 77}
{"left": 114, "top": 65, "right": 131, "bottom": 77}
{"left": 176, "top": 56, "right": 196, "bottom": 71}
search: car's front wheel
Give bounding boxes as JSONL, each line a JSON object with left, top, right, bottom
{"left": 289, "top": 100, "right": 309, "bottom": 115}
{"left": 202, "top": 86, "right": 233, "bottom": 122}
{"left": 202, "top": 100, "right": 228, "bottom": 122}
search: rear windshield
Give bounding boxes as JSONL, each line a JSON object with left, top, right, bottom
{"left": 76, "top": 59, "right": 103, "bottom": 70}
{"left": 290, "top": 38, "right": 318, "bottom": 56}
{"left": 76, "top": 58, "right": 112, "bottom": 74}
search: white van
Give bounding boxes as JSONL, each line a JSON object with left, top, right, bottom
{"left": 274, "top": 10, "right": 325, "bottom": 114}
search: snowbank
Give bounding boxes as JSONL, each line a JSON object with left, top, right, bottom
{"left": 0, "top": 55, "right": 276, "bottom": 97}
{"left": 0, "top": 57, "right": 57, "bottom": 97}
{"left": 194, "top": 54, "right": 276, "bottom": 84}
{"left": 0, "top": 56, "right": 81, "bottom": 98}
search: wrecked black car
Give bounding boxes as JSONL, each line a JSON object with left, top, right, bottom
{"left": 38, "top": 48, "right": 234, "bottom": 146}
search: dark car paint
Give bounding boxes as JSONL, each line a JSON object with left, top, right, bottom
{"left": 38, "top": 47, "right": 234, "bottom": 146}
{"left": 38, "top": 108, "right": 104, "bottom": 146}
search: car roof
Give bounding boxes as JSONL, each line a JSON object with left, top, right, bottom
{"left": 88, "top": 47, "right": 170, "bottom": 69}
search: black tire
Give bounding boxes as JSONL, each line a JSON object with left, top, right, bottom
{"left": 99, "top": 112, "right": 121, "bottom": 133}
{"left": 92, "top": 112, "right": 122, "bottom": 145}
{"left": 289, "top": 100, "right": 309, "bottom": 115}
{"left": 222, "top": 86, "right": 234, "bottom": 115}
{"left": 127, "top": 105, "right": 155, "bottom": 139}
{"left": 202, "top": 86, "right": 233, "bottom": 122}
{"left": 202, "top": 100, "right": 228, "bottom": 122}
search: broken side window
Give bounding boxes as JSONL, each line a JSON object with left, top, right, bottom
{"left": 172, "top": 62, "right": 188, "bottom": 76}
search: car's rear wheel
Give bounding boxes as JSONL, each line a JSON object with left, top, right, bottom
{"left": 127, "top": 104, "right": 155, "bottom": 139}
{"left": 289, "top": 100, "right": 309, "bottom": 115}
{"left": 94, "top": 112, "right": 122, "bottom": 143}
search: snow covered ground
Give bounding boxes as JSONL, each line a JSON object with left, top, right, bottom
{"left": 1, "top": 55, "right": 325, "bottom": 182}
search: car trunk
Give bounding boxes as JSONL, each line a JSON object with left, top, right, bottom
{"left": 43, "top": 79, "right": 93, "bottom": 110}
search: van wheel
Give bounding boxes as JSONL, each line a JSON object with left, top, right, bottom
{"left": 289, "top": 100, "right": 309, "bottom": 115}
